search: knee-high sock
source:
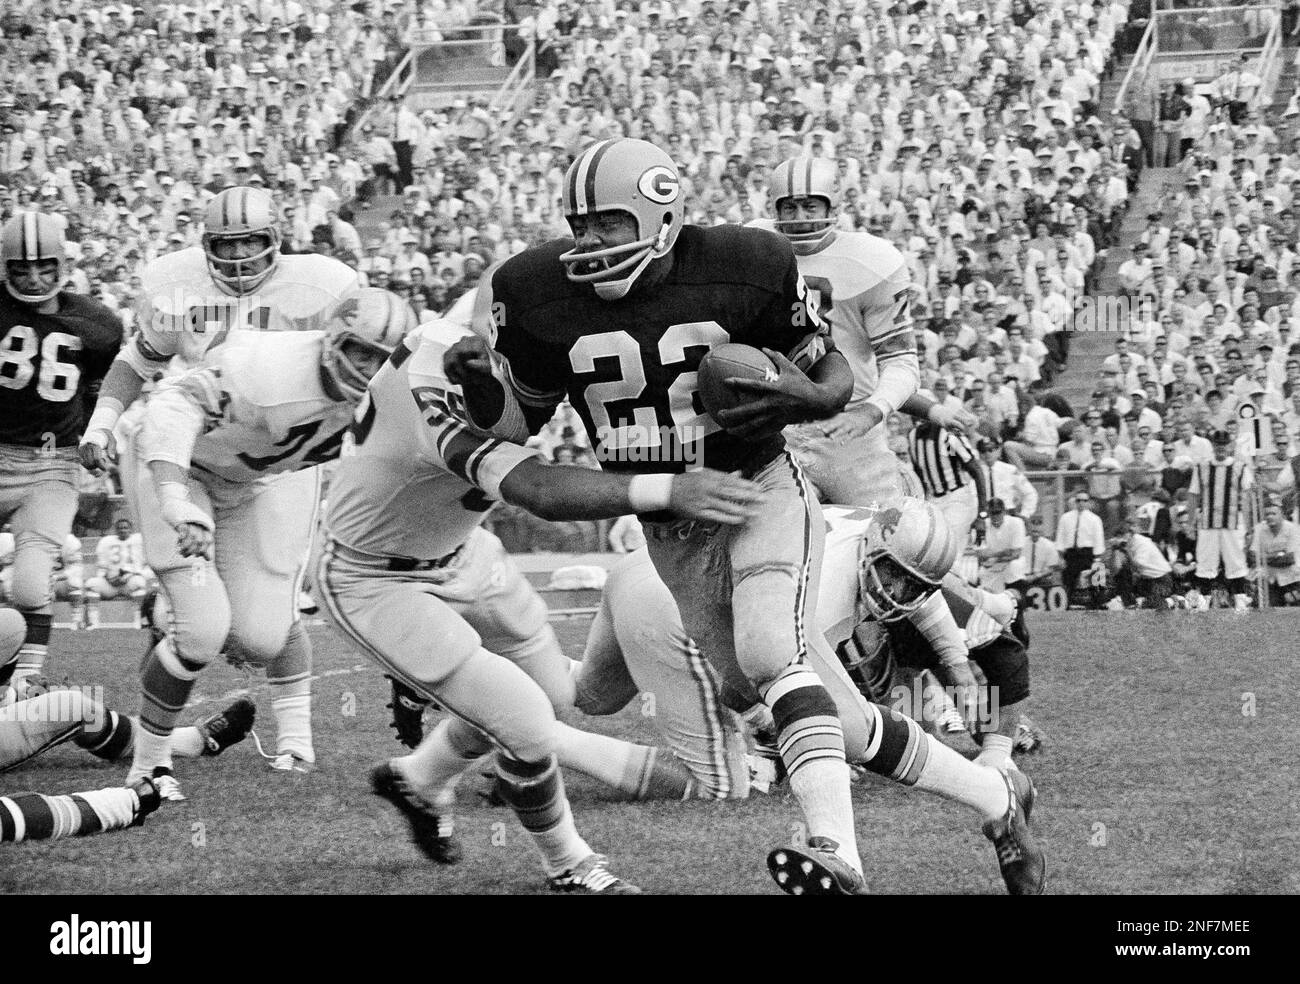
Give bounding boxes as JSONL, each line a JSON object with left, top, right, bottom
{"left": 552, "top": 722, "right": 695, "bottom": 800}
{"left": 267, "top": 622, "right": 313, "bottom": 761}
{"left": 0, "top": 786, "right": 144, "bottom": 842}
{"left": 398, "top": 716, "right": 492, "bottom": 801}
{"left": 765, "top": 664, "right": 860, "bottom": 872}
{"left": 10, "top": 611, "right": 52, "bottom": 690}
{"left": 853, "top": 701, "right": 1008, "bottom": 821}
{"left": 129, "top": 637, "right": 204, "bottom": 781}
{"left": 495, "top": 753, "right": 591, "bottom": 877}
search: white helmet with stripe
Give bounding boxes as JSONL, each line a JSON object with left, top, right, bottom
{"left": 320, "top": 288, "right": 415, "bottom": 402}
{"left": 768, "top": 156, "right": 841, "bottom": 255}
{"left": 201, "top": 185, "right": 282, "bottom": 296}
{"left": 560, "top": 138, "right": 685, "bottom": 301}
{"left": 858, "top": 498, "right": 959, "bottom": 622}
{"left": 1, "top": 211, "right": 68, "bottom": 304}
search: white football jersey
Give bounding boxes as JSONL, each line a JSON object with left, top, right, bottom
{"left": 137, "top": 330, "right": 356, "bottom": 485}
{"left": 122, "top": 248, "right": 360, "bottom": 374}
{"left": 326, "top": 319, "right": 541, "bottom": 561}
{"left": 748, "top": 223, "right": 918, "bottom": 413}
{"left": 95, "top": 532, "right": 147, "bottom": 574}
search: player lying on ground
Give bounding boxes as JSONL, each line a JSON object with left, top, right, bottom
{"left": 445, "top": 138, "right": 889, "bottom": 895}
{"left": 0, "top": 608, "right": 253, "bottom": 843}
{"left": 573, "top": 500, "right": 1045, "bottom": 894}
{"left": 79, "top": 187, "right": 361, "bottom": 782}
{"left": 0, "top": 211, "right": 123, "bottom": 693}
{"left": 320, "top": 316, "right": 765, "bottom": 894}
{"left": 117, "top": 288, "right": 401, "bottom": 798}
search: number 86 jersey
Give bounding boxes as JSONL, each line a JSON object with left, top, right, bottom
{"left": 136, "top": 329, "right": 355, "bottom": 485}
{"left": 0, "top": 290, "right": 123, "bottom": 448}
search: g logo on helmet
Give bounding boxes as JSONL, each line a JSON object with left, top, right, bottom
{"left": 638, "top": 165, "right": 680, "bottom": 205}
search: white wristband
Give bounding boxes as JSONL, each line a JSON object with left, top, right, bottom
{"left": 628, "top": 474, "right": 674, "bottom": 512}
{"left": 158, "top": 481, "right": 214, "bottom": 532}
{"left": 86, "top": 399, "right": 125, "bottom": 439}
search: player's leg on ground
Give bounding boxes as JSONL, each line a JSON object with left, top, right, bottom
{"left": 0, "top": 783, "right": 157, "bottom": 842}
{"left": 5, "top": 467, "right": 79, "bottom": 690}
{"left": 575, "top": 550, "right": 748, "bottom": 799}
{"left": 120, "top": 444, "right": 230, "bottom": 784}
{"left": 317, "top": 546, "right": 610, "bottom": 880}
{"left": 0, "top": 689, "right": 134, "bottom": 771}
{"left": 218, "top": 469, "right": 321, "bottom": 766}
{"left": 458, "top": 531, "right": 700, "bottom": 800}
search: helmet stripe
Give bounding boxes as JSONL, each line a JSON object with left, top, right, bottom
{"left": 571, "top": 140, "right": 610, "bottom": 213}
{"left": 803, "top": 156, "right": 814, "bottom": 200}
{"left": 238, "top": 187, "right": 248, "bottom": 227}
{"left": 25, "top": 211, "right": 38, "bottom": 260}
{"left": 583, "top": 140, "right": 615, "bottom": 212}
{"left": 221, "top": 189, "right": 231, "bottom": 228}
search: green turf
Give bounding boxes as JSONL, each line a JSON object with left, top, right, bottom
{"left": 2, "top": 611, "right": 1296, "bottom": 895}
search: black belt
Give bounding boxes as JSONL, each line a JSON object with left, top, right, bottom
{"left": 384, "top": 546, "right": 462, "bottom": 572}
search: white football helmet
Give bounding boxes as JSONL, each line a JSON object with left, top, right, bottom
{"left": 560, "top": 138, "right": 685, "bottom": 301}
{"left": 768, "top": 156, "right": 841, "bottom": 255}
{"left": 1, "top": 211, "right": 68, "bottom": 304}
{"left": 320, "top": 288, "right": 415, "bottom": 401}
{"left": 858, "top": 498, "right": 959, "bottom": 622}
{"left": 201, "top": 186, "right": 282, "bottom": 296}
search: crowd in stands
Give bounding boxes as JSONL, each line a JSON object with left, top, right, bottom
{"left": 4, "top": 0, "right": 1300, "bottom": 608}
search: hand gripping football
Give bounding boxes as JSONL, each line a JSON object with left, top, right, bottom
{"left": 697, "top": 343, "right": 779, "bottom": 420}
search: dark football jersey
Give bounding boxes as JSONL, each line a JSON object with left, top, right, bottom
{"left": 479, "top": 224, "right": 832, "bottom": 475}
{"left": 0, "top": 291, "right": 124, "bottom": 448}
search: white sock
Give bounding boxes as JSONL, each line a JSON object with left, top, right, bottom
{"left": 169, "top": 725, "right": 205, "bottom": 758}
{"left": 789, "top": 759, "right": 862, "bottom": 873}
{"left": 974, "top": 733, "right": 1014, "bottom": 772}
{"left": 528, "top": 800, "right": 592, "bottom": 877}
{"left": 912, "top": 734, "right": 1009, "bottom": 822}
{"left": 271, "top": 694, "right": 314, "bottom": 761}
{"left": 126, "top": 728, "right": 173, "bottom": 783}
{"left": 80, "top": 786, "right": 141, "bottom": 831}
{"left": 398, "top": 718, "right": 482, "bottom": 797}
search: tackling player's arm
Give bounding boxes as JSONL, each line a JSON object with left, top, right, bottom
{"left": 135, "top": 368, "right": 230, "bottom": 561}
{"left": 78, "top": 298, "right": 178, "bottom": 472}
{"left": 714, "top": 257, "right": 853, "bottom": 439}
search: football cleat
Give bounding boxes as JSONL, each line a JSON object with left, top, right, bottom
{"left": 269, "top": 752, "right": 315, "bottom": 773}
{"left": 767, "top": 837, "right": 868, "bottom": 895}
{"left": 387, "top": 676, "right": 431, "bottom": 749}
{"left": 196, "top": 698, "right": 256, "bottom": 756}
{"left": 547, "top": 854, "right": 641, "bottom": 895}
{"left": 129, "top": 776, "right": 161, "bottom": 826}
{"left": 747, "top": 725, "right": 787, "bottom": 794}
{"left": 983, "top": 767, "right": 1045, "bottom": 895}
{"left": 150, "top": 766, "right": 187, "bottom": 803}
{"left": 370, "top": 761, "right": 462, "bottom": 864}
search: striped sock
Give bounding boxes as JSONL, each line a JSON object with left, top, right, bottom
{"left": 131, "top": 638, "right": 203, "bottom": 779}
{"left": 11, "top": 610, "right": 52, "bottom": 689}
{"left": 495, "top": 754, "right": 591, "bottom": 876}
{"left": 553, "top": 722, "right": 694, "bottom": 800}
{"left": 766, "top": 665, "right": 859, "bottom": 872}
{"left": 0, "top": 787, "right": 140, "bottom": 842}
{"left": 75, "top": 709, "right": 135, "bottom": 761}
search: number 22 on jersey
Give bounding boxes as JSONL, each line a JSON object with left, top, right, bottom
{"left": 569, "top": 321, "right": 729, "bottom": 454}
{"left": 0, "top": 325, "right": 82, "bottom": 402}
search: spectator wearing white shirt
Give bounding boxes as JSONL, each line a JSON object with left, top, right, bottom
{"left": 976, "top": 498, "right": 1027, "bottom": 592}
{"left": 1251, "top": 500, "right": 1300, "bottom": 605}
{"left": 1056, "top": 492, "right": 1107, "bottom": 604}
{"left": 1006, "top": 390, "right": 1064, "bottom": 470}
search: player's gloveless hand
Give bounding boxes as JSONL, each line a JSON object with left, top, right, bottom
{"left": 824, "top": 403, "right": 884, "bottom": 442}
{"left": 442, "top": 335, "right": 494, "bottom": 387}
{"left": 78, "top": 429, "right": 117, "bottom": 475}
{"left": 928, "top": 402, "right": 978, "bottom": 433}
{"left": 936, "top": 659, "right": 982, "bottom": 733}
{"left": 174, "top": 521, "right": 215, "bottom": 561}
{"left": 714, "top": 348, "right": 834, "bottom": 439}
{"left": 667, "top": 470, "right": 764, "bottom": 525}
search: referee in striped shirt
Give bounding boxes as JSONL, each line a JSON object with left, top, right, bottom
{"left": 908, "top": 417, "right": 989, "bottom": 546}
{"left": 1188, "top": 429, "right": 1254, "bottom": 610}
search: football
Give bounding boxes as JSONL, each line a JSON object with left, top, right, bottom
{"left": 697, "top": 343, "right": 780, "bottom": 420}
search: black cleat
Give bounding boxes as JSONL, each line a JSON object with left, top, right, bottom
{"left": 196, "top": 698, "right": 256, "bottom": 756}
{"left": 386, "top": 676, "right": 431, "bottom": 749}
{"left": 129, "top": 776, "right": 161, "bottom": 826}
{"left": 767, "top": 836, "right": 869, "bottom": 895}
{"left": 983, "top": 767, "right": 1046, "bottom": 895}
{"left": 370, "top": 761, "right": 461, "bottom": 864}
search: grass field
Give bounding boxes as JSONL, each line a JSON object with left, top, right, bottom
{"left": 2, "top": 609, "right": 1297, "bottom": 895}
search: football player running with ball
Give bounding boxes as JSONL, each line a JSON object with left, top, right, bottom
{"left": 445, "top": 138, "right": 876, "bottom": 894}
{"left": 116, "top": 289, "right": 402, "bottom": 799}
{"left": 79, "top": 187, "right": 359, "bottom": 782}
{"left": 0, "top": 212, "right": 123, "bottom": 695}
